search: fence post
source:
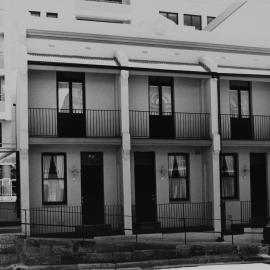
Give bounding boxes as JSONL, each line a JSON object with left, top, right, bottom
{"left": 184, "top": 217, "right": 187, "bottom": 245}
{"left": 231, "top": 219, "right": 234, "bottom": 245}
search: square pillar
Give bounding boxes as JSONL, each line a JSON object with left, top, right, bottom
{"left": 5, "top": 1, "right": 30, "bottom": 235}
{"left": 119, "top": 70, "right": 132, "bottom": 235}
{"left": 207, "top": 77, "right": 221, "bottom": 233}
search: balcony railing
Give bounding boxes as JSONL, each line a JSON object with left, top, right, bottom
{"left": 220, "top": 114, "right": 270, "bottom": 140}
{"left": 0, "top": 178, "right": 16, "bottom": 202}
{"left": 29, "top": 108, "right": 121, "bottom": 138}
{"left": 130, "top": 111, "right": 210, "bottom": 140}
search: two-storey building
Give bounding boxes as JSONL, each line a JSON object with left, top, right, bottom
{"left": 2, "top": 0, "right": 270, "bottom": 238}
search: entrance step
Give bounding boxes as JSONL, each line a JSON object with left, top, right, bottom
{"left": 75, "top": 224, "right": 112, "bottom": 238}
{"left": 134, "top": 222, "right": 161, "bottom": 234}
{"left": 0, "top": 225, "right": 21, "bottom": 234}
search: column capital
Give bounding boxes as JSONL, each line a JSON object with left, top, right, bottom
{"left": 120, "top": 70, "right": 129, "bottom": 80}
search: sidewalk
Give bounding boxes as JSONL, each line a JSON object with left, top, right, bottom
{"left": 0, "top": 232, "right": 268, "bottom": 269}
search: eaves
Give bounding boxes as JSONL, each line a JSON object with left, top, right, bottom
{"left": 27, "top": 29, "right": 270, "bottom": 56}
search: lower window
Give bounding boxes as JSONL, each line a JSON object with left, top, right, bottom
{"left": 168, "top": 154, "right": 189, "bottom": 201}
{"left": 42, "top": 153, "right": 66, "bottom": 204}
{"left": 220, "top": 154, "right": 238, "bottom": 199}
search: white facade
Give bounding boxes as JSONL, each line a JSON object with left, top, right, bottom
{"left": 0, "top": 0, "right": 269, "bottom": 238}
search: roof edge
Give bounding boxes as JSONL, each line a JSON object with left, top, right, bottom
{"left": 204, "top": 0, "right": 248, "bottom": 32}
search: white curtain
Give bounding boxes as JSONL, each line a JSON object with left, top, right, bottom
{"left": 229, "top": 90, "right": 239, "bottom": 117}
{"left": 222, "top": 155, "right": 235, "bottom": 198}
{"left": 43, "top": 155, "right": 65, "bottom": 203}
{"left": 169, "top": 155, "right": 187, "bottom": 200}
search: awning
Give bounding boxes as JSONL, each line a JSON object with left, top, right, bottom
{"left": 218, "top": 66, "right": 270, "bottom": 78}
{"left": 28, "top": 53, "right": 118, "bottom": 68}
{"left": 128, "top": 59, "right": 208, "bottom": 74}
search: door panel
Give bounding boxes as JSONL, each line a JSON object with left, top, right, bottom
{"left": 149, "top": 115, "right": 174, "bottom": 139}
{"left": 57, "top": 73, "right": 86, "bottom": 137}
{"left": 149, "top": 77, "right": 174, "bottom": 139}
{"left": 230, "top": 117, "right": 252, "bottom": 140}
{"left": 81, "top": 152, "right": 104, "bottom": 225}
{"left": 250, "top": 153, "right": 268, "bottom": 226}
{"left": 134, "top": 152, "right": 157, "bottom": 224}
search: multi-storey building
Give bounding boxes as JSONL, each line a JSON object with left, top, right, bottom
{"left": 1, "top": 0, "right": 270, "bottom": 238}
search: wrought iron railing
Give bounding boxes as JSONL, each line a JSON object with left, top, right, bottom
{"left": 220, "top": 114, "right": 270, "bottom": 140}
{"left": 29, "top": 108, "right": 121, "bottom": 138}
{"left": 0, "top": 178, "right": 16, "bottom": 197}
{"left": 129, "top": 111, "right": 210, "bottom": 139}
{"left": 22, "top": 202, "right": 213, "bottom": 237}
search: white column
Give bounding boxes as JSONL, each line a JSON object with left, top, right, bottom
{"left": 5, "top": 0, "right": 30, "bottom": 235}
{"left": 207, "top": 77, "right": 221, "bottom": 233}
{"left": 119, "top": 70, "right": 132, "bottom": 235}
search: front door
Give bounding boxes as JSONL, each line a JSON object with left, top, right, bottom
{"left": 250, "top": 153, "right": 268, "bottom": 226}
{"left": 149, "top": 77, "right": 174, "bottom": 139}
{"left": 134, "top": 152, "right": 157, "bottom": 225}
{"left": 57, "top": 72, "right": 86, "bottom": 137}
{"left": 229, "top": 81, "right": 252, "bottom": 140}
{"left": 81, "top": 152, "right": 104, "bottom": 225}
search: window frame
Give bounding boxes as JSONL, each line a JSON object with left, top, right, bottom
{"left": 184, "top": 14, "right": 202, "bottom": 30}
{"left": 41, "top": 153, "right": 67, "bottom": 205}
{"left": 56, "top": 72, "right": 85, "bottom": 114}
{"left": 168, "top": 153, "right": 190, "bottom": 202}
{"left": 159, "top": 11, "right": 179, "bottom": 25}
{"left": 220, "top": 153, "right": 239, "bottom": 200}
{"left": 207, "top": 16, "right": 216, "bottom": 25}
{"left": 29, "top": 11, "right": 41, "bottom": 17}
{"left": 148, "top": 76, "right": 174, "bottom": 116}
{"left": 46, "top": 12, "right": 58, "bottom": 18}
{"left": 229, "top": 81, "right": 252, "bottom": 118}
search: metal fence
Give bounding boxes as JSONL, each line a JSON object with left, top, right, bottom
{"left": 29, "top": 108, "right": 121, "bottom": 138}
{"left": 129, "top": 111, "right": 210, "bottom": 139}
{"left": 220, "top": 114, "right": 270, "bottom": 140}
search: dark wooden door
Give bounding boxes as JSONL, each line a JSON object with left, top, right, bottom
{"left": 250, "top": 153, "right": 268, "bottom": 226}
{"left": 134, "top": 152, "right": 157, "bottom": 225}
{"left": 57, "top": 72, "right": 86, "bottom": 137}
{"left": 229, "top": 81, "right": 252, "bottom": 140}
{"left": 231, "top": 117, "right": 252, "bottom": 140}
{"left": 149, "top": 77, "right": 174, "bottom": 139}
{"left": 81, "top": 152, "right": 104, "bottom": 225}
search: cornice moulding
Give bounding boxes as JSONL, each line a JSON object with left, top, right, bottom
{"left": 27, "top": 29, "right": 270, "bottom": 56}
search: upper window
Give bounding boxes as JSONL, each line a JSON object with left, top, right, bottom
{"left": 149, "top": 77, "right": 173, "bottom": 116}
{"left": 184, "top": 14, "right": 201, "bottom": 30}
{"left": 29, "top": 11, "right": 41, "bottom": 17}
{"left": 220, "top": 154, "right": 238, "bottom": 200}
{"left": 168, "top": 154, "right": 189, "bottom": 201}
{"left": 57, "top": 72, "right": 84, "bottom": 114}
{"left": 46, "top": 12, "right": 58, "bottom": 18}
{"left": 229, "top": 81, "right": 251, "bottom": 117}
{"left": 159, "top": 11, "right": 178, "bottom": 24}
{"left": 207, "top": 16, "right": 216, "bottom": 24}
{"left": 42, "top": 153, "right": 66, "bottom": 204}
{"left": 0, "top": 77, "right": 4, "bottom": 101}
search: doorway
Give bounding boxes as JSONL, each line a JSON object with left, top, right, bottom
{"left": 250, "top": 153, "right": 268, "bottom": 226}
{"left": 149, "top": 77, "right": 174, "bottom": 139}
{"left": 81, "top": 152, "right": 104, "bottom": 225}
{"left": 134, "top": 152, "right": 157, "bottom": 225}
{"left": 57, "top": 72, "right": 86, "bottom": 137}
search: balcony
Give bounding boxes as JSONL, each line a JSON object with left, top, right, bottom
{"left": 0, "top": 178, "right": 16, "bottom": 202}
{"left": 130, "top": 111, "right": 210, "bottom": 140}
{"left": 29, "top": 108, "right": 121, "bottom": 138}
{"left": 220, "top": 114, "right": 270, "bottom": 140}
{"left": 75, "top": 0, "right": 131, "bottom": 23}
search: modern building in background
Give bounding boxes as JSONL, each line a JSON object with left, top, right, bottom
{"left": 1, "top": 0, "right": 270, "bottom": 238}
